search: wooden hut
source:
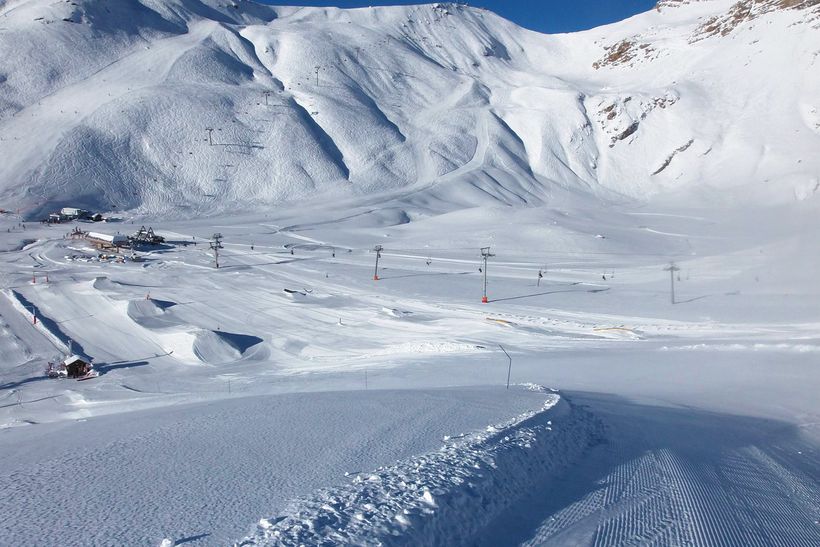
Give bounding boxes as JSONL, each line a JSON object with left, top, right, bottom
{"left": 63, "top": 355, "right": 91, "bottom": 378}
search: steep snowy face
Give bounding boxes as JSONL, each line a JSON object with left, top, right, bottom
{"left": 0, "top": 0, "right": 818, "bottom": 218}
{"left": 693, "top": 0, "right": 820, "bottom": 38}
{"left": 587, "top": 0, "right": 820, "bottom": 203}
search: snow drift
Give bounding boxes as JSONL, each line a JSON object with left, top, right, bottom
{"left": 236, "top": 390, "right": 602, "bottom": 546}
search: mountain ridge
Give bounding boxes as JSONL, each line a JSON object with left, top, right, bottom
{"left": 0, "top": 0, "right": 818, "bottom": 219}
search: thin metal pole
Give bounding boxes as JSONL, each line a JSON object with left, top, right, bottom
{"left": 483, "top": 256, "right": 488, "bottom": 300}
{"left": 373, "top": 245, "right": 382, "bottom": 280}
{"left": 670, "top": 268, "right": 675, "bottom": 304}
{"left": 480, "top": 247, "right": 493, "bottom": 303}
{"left": 500, "top": 345, "right": 512, "bottom": 389}
{"left": 664, "top": 261, "right": 680, "bottom": 304}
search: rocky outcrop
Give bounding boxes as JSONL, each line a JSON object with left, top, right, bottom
{"left": 694, "top": 0, "right": 820, "bottom": 40}
{"left": 593, "top": 39, "right": 657, "bottom": 69}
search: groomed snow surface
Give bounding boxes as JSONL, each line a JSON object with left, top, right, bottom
{"left": 0, "top": 0, "right": 819, "bottom": 545}
{"left": 237, "top": 390, "right": 600, "bottom": 547}
{"left": 1, "top": 196, "right": 818, "bottom": 546}
{"left": 3, "top": 386, "right": 576, "bottom": 546}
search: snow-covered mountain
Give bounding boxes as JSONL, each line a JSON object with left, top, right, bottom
{"left": 2, "top": 4, "right": 820, "bottom": 545}
{"left": 0, "top": 0, "right": 818, "bottom": 219}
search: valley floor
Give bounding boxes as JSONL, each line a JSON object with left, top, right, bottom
{"left": 0, "top": 199, "right": 817, "bottom": 546}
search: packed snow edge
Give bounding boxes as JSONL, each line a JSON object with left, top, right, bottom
{"left": 235, "top": 388, "right": 602, "bottom": 546}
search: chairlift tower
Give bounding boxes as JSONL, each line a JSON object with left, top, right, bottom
{"left": 373, "top": 245, "right": 383, "bottom": 281}
{"left": 210, "top": 233, "right": 224, "bottom": 268}
{"left": 480, "top": 246, "right": 494, "bottom": 303}
{"left": 664, "top": 261, "right": 680, "bottom": 304}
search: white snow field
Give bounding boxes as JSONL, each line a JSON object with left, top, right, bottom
{"left": 0, "top": 0, "right": 819, "bottom": 546}
{"left": 0, "top": 0, "right": 818, "bottom": 216}
{"left": 2, "top": 386, "right": 576, "bottom": 545}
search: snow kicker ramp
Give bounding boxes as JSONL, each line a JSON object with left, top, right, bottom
{"left": 192, "top": 329, "right": 265, "bottom": 364}
{"left": 127, "top": 298, "right": 180, "bottom": 330}
{"left": 236, "top": 390, "right": 601, "bottom": 546}
{"left": 127, "top": 298, "right": 264, "bottom": 364}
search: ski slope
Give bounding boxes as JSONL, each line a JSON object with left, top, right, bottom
{"left": 0, "top": 191, "right": 817, "bottom": 545}
{"left": 2, "top": 386, "right": 570, "bottom": 546}
{"left": 0, "top": 1, "right": 819, "bottom": 546}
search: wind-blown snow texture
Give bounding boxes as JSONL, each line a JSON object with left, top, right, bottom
{"left": 0, "top": 0, "right": 819, "bottom": 218}
{"left": 237, "top": 392, "right": 601, "bottom": 547}
{"left": 1, "top": 387, "right": 563, "bottom": 546}
{"left": 1, "top": 2, "right": 819, "bottom": 546}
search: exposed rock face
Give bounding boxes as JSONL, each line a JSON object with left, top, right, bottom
{"left": 599, "top": 0, "right": 819, "bottom": 69}
{"left": 592, "top": 40, "right": 657, "bottom": 69}
{"left": 656, "top": 0, "right": 699, "bottom": 9}
{"left": 695, "top": 0, "right": 820, "bottom": 40}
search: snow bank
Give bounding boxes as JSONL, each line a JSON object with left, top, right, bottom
{"left": 126, "top": 298, "right": 180, "bottom": 329}
{"left": 660, "top": 342, "right": 820, "bottom": 353}
{"left": 193, "top": 329, "right": 264, "bottom": 364}
{"left": 236, "top": 391, "right": 601, "bottom": 546}
{"left": 4, "top": 289, "right": 79, "bottom": 357}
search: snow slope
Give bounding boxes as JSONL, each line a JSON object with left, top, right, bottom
{"left": 237, "top": 391, "right": 601, "bottom": 547}
{"left": 0, "top": 0, "right": 818, "bottom": 218}
{"left": 0, "top": 198, "right": 817, "bottom": 545}
{"left": 0, "top": 1, "right": 819, "bottom": 546}
{"left": 0, "top": 386, "right": 563, "bottom": 545}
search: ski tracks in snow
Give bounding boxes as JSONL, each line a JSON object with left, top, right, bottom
{"left": 236, "top": 392, "right": 604, "bottom": 547}
{"left": 515, "top": 410, "right": 820, "bottom": 547}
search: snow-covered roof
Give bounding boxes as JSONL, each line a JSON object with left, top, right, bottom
{"left": 87, "top": 232, "right": 129, "bottom": 245}
{"left": 63, "top": 355, "right": 85, "bottom": 365}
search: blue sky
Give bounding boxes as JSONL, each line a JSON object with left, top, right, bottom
{"left": 258, "top": 1, "right": 658, "bottom": 34}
